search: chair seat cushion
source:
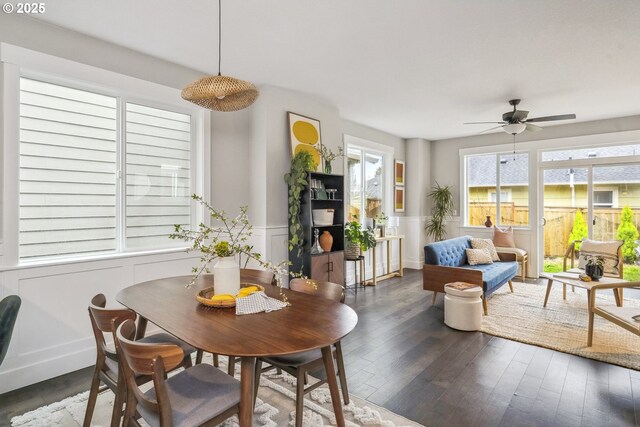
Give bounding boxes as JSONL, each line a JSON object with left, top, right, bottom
{"left": 465, "top": 261, "right": 518, "bottom": 294}
{"left": 494, "top": 247, "right": 527, "bottom": 258}
{"left": 264, "top": 349, "right": 323, "bottom": 367}
{"left": 138, "top": 363, "right": 240, "bottom": 427}
{"left": 139, "top": 332, "right": 196, "bottom": 355}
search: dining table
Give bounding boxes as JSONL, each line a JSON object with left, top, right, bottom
{"left": 117, "top": 274, "right": 358, "bottom": 427}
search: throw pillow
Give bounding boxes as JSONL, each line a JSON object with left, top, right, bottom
{"left": 466, "top": 248, "right": 493, "bottom": 265}
{"left": 577, "top": 238, "right": 623, "bottom": 276}
{"left": 470, "top": 238, "right": 500, "bottom": 262}
{"left": 493, "top": 225, "right": 515, "bottom": 248}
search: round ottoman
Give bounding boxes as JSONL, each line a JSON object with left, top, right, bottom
{"left": 444, "top": 282, "right": 483, "bottom": 331}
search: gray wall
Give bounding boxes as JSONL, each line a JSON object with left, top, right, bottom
{"left": 431, "top": 115, "right": 640, "bottom": 213}
{"left": 342, "top": 119, "right": 405, "bottom": 160}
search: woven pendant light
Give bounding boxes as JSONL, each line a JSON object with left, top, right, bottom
{"left": 181, "top": 0, "right": 258, "bottom": 112}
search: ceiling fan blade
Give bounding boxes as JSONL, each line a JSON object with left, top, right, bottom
{"left": 463, "top": 121, "right": 507, "bottom": 125}
{"left": 526, "top": 123, "right": 543, "bottom": 132}
{"left": 478, "top": 125, "right": 505, "bottom": 134}
{"left": 525, "top": 114, "right": 576, "bottom": 123}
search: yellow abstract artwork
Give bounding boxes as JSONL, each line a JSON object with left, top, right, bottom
{"left": 288, "top": 112, "right": 323, "bottom": 172}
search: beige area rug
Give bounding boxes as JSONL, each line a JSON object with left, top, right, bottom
{"left": 481, "top": 281, "right": 640, "bottom": 370}
{"left": 11, "top": 356, "right": 423, "bottom": 427}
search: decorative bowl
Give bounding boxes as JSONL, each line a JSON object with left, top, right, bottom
{"left": 196, "top": 283, "right": 265, "bottom": 308}
{"left": 312, "top": 209, "right": 334, "bottom": 226}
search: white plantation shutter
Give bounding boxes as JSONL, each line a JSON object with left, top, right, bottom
{"left": 19, "top": 78, "right": 117, "bottom": 259}
{"left": 125, "top": 103, "right": 191, "bottom": 249}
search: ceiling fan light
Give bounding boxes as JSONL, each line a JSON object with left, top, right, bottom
{"left": 503, "top": 123, "right": 527, "bottom": 135}
{"left": 181, "top": 75, "right": 259, "bottom": 112}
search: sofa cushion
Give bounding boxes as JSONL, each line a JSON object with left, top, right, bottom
{"left": 465, "top": 261, "right": 518, "bottom": 294}
{"left": 466, "top": 248, "right": 493, "bottom": 265}
{"left": 424, "top": 235, "right": 472, "bottom": 267}
{"left": 493, "top": 226, "right": 515, "bottom": 248}
{"left": 471, "top": 238, "right": 500, "bottom": 261}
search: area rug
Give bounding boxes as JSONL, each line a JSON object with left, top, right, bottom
{"left": 481, "top": 281, "right": 640, "bottom": 370}
{"left": 11, "top": 356, "right": 423, "bottom": 427}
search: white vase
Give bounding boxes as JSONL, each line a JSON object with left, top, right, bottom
{"left": 213, "top": 256, "right": 240, "bottom": 296}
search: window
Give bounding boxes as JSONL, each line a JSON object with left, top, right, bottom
{"left": 466, "top": 152, "right": 529, "bottom": 227}
{"left": 593, "top": 189, "right": 615, "bottom": 208}
{"left": 19, "top": 78, "right": 192, "bottom": 261}
{"left": 347, "top": 145, "right": 387, "bottom": 225}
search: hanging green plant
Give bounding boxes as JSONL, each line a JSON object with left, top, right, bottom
{"left": 284, "top": 151, "right": 315, "bottom": 258}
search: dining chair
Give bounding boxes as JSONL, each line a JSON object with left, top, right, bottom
{"left": 115, "top": 319, "right": 241, "bottom": 427}
{"left": 85, "top": 294, "right": 202, "bottom": 427}
{"left": 224, "top": 268, "right": 278, "bottom": 376}
{"left": 254, "top": 279, "right": 349, "bottom": 427}
{"left": 0, "top": 295, "right": 21, "bottom": 368}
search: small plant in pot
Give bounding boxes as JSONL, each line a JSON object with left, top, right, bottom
{"left": 584, "top": 255, "right": 605, "bottom": 280}
{"left": 344, "top": 221, "right": 376, "bottom": 259}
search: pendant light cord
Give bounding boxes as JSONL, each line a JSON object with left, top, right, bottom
{"left": 218, "top": 0, "right": 222, "bottom": 76}
{"left": 513, "top": 133, "right": 516, "bottom": 161}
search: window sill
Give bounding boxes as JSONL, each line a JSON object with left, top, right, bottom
{"left": 460, "top": 225, "right": 532, "bottom": 232}
{"left": 0, "top": 246, "right": 193, "bottom": 272}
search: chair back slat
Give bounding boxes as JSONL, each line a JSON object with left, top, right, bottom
{"left": 289, "top": 279, "right": 345, "bottom": 303}
{"left": 0, "top": 295, "right": 21, "bottom": 367}
{"left": 240, "top": 268, "right": 276, "bottom": 286}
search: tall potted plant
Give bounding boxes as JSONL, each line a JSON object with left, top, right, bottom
{"left": 425, "top": 182, "right": 454, "bottom": 242}
{"left": 344, "top": 221, "right": 376, "bottom": 258}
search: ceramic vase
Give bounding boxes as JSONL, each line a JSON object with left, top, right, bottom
{"left": 484, "top": 216, "right": 493, "bottom": 228}
{"left": 213, "top": 256, "right": 240, "bottom": 295}
{"left": 319, "top": 230, "right": 333, "bottom": 252}
{"left": 585, "top": 264, "right": 603, "bottom": 281}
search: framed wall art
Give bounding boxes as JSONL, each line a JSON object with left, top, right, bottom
{"left": 394, "top": 186, "right": 405, "bottom": 212}
{"left": 288, "top": 112, "right": 323, "bottom": 172}
{"left": 394, "top": 160, "right": 405, "bottom": 186}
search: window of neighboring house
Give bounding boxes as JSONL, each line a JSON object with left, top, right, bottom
{"left": 466, "top": 152, "right": 529, "bottom": 227}
{"left": 346, "top": 145, "right": 387, "bottom": 225}
{"left": 19, "top": 77, "right": 193, "bottom": 261}
{"left": 593, "top": 189, "right": 616, "bottom": 208}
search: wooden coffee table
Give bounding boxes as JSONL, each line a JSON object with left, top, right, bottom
{"left": 541, "top": 272, "right": 626, "bottom": 308}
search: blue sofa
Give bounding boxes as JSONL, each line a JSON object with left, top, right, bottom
{"left": 423, "top": 235, "right": 518, "bottom": 314}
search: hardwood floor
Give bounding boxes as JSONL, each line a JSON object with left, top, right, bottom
{"left": 1, "top": 268, "right": 639, "bottom": 426}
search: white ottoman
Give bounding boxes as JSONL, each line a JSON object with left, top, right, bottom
{"left": 444, "top": 282, "right": 483, "bottom": 331}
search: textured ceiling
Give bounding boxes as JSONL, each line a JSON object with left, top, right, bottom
{"left": 32, "top": 0, "right": 640, "bottom": 140}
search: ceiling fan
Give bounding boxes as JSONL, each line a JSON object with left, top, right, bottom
{"left": 464, "top": 99, "right": 577, "bottom": 135}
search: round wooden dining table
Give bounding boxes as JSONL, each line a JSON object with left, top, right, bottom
{"left": 117, "top": 274, "right": 358, "bottom": 427}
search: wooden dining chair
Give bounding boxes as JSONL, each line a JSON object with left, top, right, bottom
{"left": 115, "top": 319, "right": 241, "bottom": 427}
{"left": 254, "top": 279, "right": 349, "bottom": 427}
{"left": 85, "top": 294, "right": 202, "bottom": 427}
{"left": 224, "top": 268, "right": 279, "bottom": 376}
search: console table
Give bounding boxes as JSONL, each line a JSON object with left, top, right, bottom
{"left": 365, "top": 235, "right": 404, "bottom": 286}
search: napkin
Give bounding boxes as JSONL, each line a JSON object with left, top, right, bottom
{"left": 236, "top": 291, "right": 288, "bottom": 315}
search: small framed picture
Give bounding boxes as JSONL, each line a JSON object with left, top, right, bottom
{"left": 394, "top": 186, "right": 405, "bottom": 212}
{"left": 394, "top": 160, "right": 405, "bottom": 186}
{"left": 288, "top": 112, "right": 323, "bottom": 172}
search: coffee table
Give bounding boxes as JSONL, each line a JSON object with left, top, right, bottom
{"left": 541, "top": 272, "right": 626, "bottom": 308}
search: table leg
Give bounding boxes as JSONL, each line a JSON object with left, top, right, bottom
{"left": 239, "top": 356, "right": 256, "bottom": 427}
{"left": 359, "top": 258, "right": 364, "bottom": 288}
{"left": 399, "top": 237, "right": 404, "bottom": 277}
{"left": 386, "top": 240, "right": 391, "bottom": 275}
{"left": 544, "top": 279, "right": 553, "bottom": 307}
{"left": 563, "top": 283, "right": 567, "bottom": 300}
{"left": 371, "top": 246, "right": 377, "bottom": 286}
{"left": 321, "top": 346, "right": 345, "bottom": 427}
{"left": 134, "top": 316, "right": 148, "bottom": 340}
{"left": 614, "top": 288, "right": 623, "bottom": 307}
{"left": 587, "top": 289, "right": 595, "bottom": 347}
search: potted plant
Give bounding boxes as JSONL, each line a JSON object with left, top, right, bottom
{"left": 284, "top": 151, "right": 315, "bottom": 259}
{"left": 584, "top": 255, "right": 605, "bottom": 280}
{"left": 374, "top": 212, "right": 388, "bottom": 236}
{"left": 318, "top": 145, "right": 344, "bottom": 174}
{"left": 425, "top": 182, "right": 454, "bottom": 242}
{"left": 344, "top": 221, "right": 376, "bottom": 258}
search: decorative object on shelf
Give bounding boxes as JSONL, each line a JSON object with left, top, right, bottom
{"left": 584, "top": 255, "right": 604, "bottom": 280}
{"left": 181, "top": 0, "right": 258, "bottom": 111}
{"left": 319, "top": 230, "right": 334, "bottom": 252}
{"left": 284, "top": 151, "right": 315, "bottom": 259}
{"left": 169, "top": 196, "right": 290, "bottom": 304}
{"left": 326, "top": 189, "right": 337, "bottom": 200}
{"left": 318, "top": 145, "right": 344, "bottom": 175}
{"left": 345, "top": 221, "right": 376, "bottom": 258}
{"left": 425, "top": 182, "right": 454, "bottom": 242}
{"left": 288, "top": 112, "right": 323, "bottom": 172}
{"left": 484, "top": 216, "right": 493, "bottom": 228}
{"left": 387, "top": 216, "right": 399, "bottom": 236}
{"left": 394, "top": 160, "right": 405, "bottom": 186}
{"left": 374, "top": 212, "right": 388, "bottom": 237}
{"left": 311, "top": 229, "right": 323, "bottom": 255}
{"left": 394, "top": 186, "right": 405, "bottom": 213}
{"left": 312, "top": 208, "right": 334, "bottom": 226}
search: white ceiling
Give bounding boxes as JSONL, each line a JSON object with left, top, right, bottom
{"left": 33, "top": 0, "right": 640, "bottom": 140}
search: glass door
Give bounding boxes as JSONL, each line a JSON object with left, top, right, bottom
{"left": 541, "top": 167, "right": 589, "bottom": 273}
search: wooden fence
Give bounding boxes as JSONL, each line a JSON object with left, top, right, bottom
{"left": 469, "top": 203, "right": 640, "bottom": 257}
